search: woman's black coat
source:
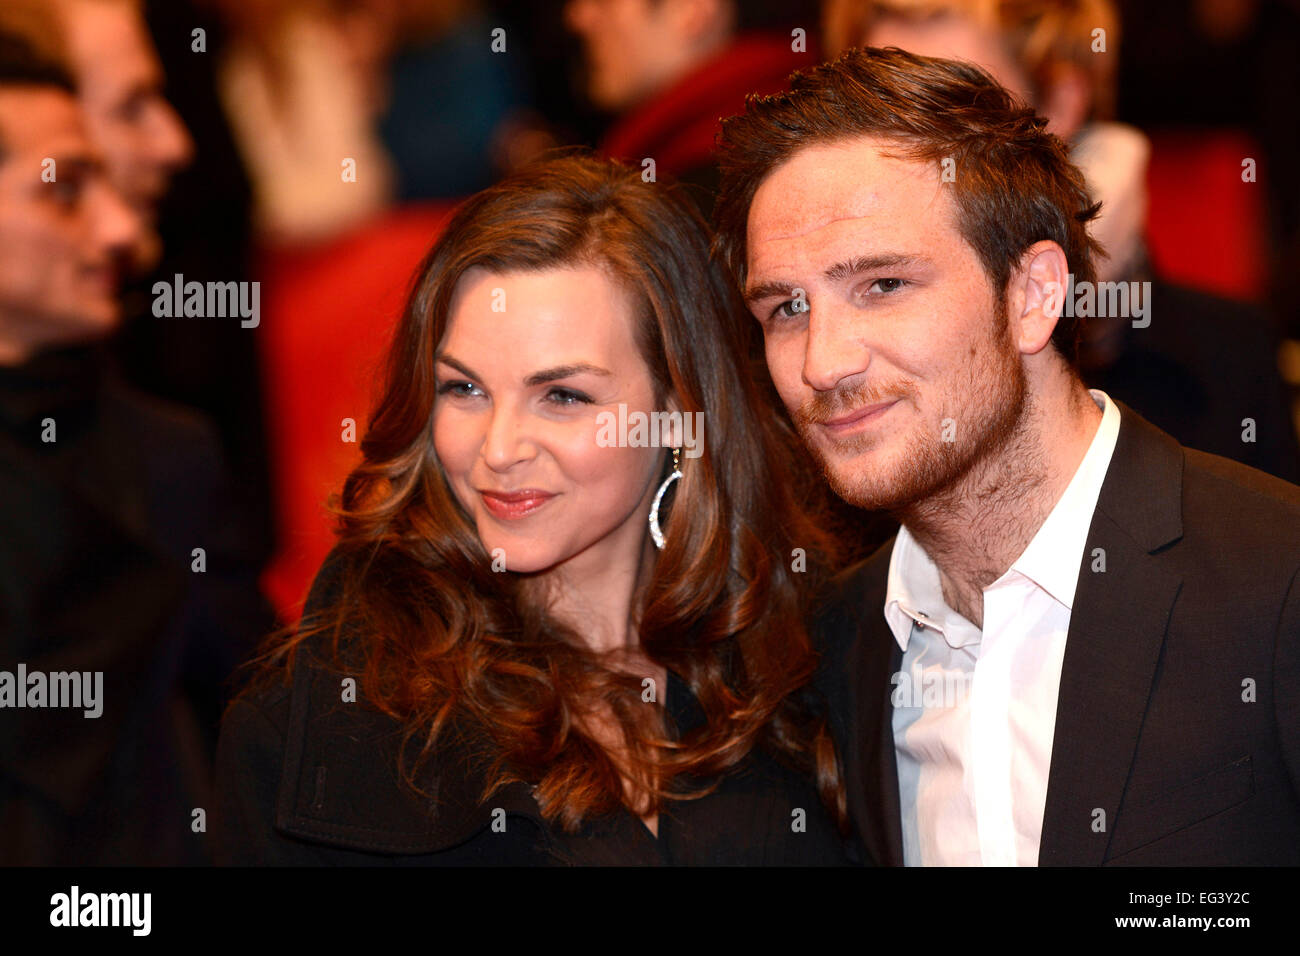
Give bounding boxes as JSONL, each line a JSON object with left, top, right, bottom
{"left": 214, "top": 557, "right": 855, "bottom": 866}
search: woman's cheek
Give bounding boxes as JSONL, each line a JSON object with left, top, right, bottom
{"left": 432, "top": 407, "right": 479, "bottom": 502}
{"left": 576, "top": 429, "right": 661, "bottom": 511}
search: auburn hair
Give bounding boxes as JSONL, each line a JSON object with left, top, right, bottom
{"left": 240, "top": 152, "right": 848, "bottom": 834}
{"left": 713, "top": 45, "right": 1104, "bottom": 366}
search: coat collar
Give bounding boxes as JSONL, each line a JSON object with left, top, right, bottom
{"left": 829, "top": 547, "right": 905, "bottom": 867}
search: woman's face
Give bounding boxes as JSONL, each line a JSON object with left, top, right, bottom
{"left": 433, "top": 264, "right": 670, "bottom": 577}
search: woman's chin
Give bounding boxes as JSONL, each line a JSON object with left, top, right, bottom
{"left": 475, "top": 533, "right": 566, "bottom": 575}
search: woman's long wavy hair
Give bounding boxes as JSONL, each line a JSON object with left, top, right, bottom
{"left": 242, "top": 152, "right": 847, "bottom": 834}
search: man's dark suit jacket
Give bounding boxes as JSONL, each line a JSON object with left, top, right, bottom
{"left": 0, "top": 346, "right": 271, "bottom": 864}
{"left": 814, "top": 398, "right": 1300, "bottom": 865}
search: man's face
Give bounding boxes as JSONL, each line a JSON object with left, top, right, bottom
{"left": 0, "top": 87, "right": 140, "bottom": 360}
{"left": 60, "top": 0, "right": 192, "bottom": 248}
{"left": 744, "top": 136, "right": 1029, "bottom": 511}
{"left": 564, "top": 0, "right": 693, "bottom": 111}
{"left": 867, "top": 13, "right": 1036, "bottom": 107}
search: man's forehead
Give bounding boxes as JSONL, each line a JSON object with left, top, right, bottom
{"left": 0, "top": 88, "right": 90, "bottom": 154}
{"left": 744, "top": 139, "right": 957, "bottom": 283}
{"left": 748, "top": 136, "right": 946, "bottom": 245}
{"left": 61, "top": 0, "right": 161, "bottom": 90}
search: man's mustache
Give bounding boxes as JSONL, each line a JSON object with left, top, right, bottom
{"left": 796, "top": 380, "right": 916, "bottom": 426}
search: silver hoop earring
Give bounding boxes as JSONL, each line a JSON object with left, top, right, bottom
{"left": 648, "top": 447, "right": 682, "bottom": 550}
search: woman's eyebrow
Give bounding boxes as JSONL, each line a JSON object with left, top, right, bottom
{"left": 435, "top": 353, "right": 478, "bottom": 379}
{"left": 523, "top": 363, "right": 613, "bottom": 387}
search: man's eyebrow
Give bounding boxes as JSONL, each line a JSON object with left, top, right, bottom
{"left": 435, "top": 354, "right": 612, "bottom": 387}
{"left": 824, "top": 253, "right": 931, "bottom": 282}
{"left": 49, "top": 155, "right": 103, "bottom": 176}
{"left": 745, "top": 253, "right": 932, "bottom": 305}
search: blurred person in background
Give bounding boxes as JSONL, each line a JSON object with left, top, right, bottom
{"left": 1113, "top": 0, "right": 1300, "bottom": 344}
{"left": 58, "top": 0, "right": 194, "bottom": 273}
{"left": 822, "top": 0, "right": 1300, "bottom": 482}
{"left": 0, "top": 26, "right": 269, "bottom": 864}
{"left": 565, "top": 0, "right": 822, "bottom": 214}
{"left": 213, "top": 0, "right": 542, "bottom": 244}
{"left": 50, "top": 0, "right": 278, "bottom": 581}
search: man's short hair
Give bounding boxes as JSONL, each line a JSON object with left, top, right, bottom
{"left": 713, "top": 45, "right": 1104, "bottom": 367}
{"left": 0, "top": 30, "right": 77, "bottom": 164}
{"left": 0, "top": 32, "right": 75, "bottom": 92}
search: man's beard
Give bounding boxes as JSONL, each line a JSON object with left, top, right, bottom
{"left": 794, "top": 312, "right": 1030, "bottom": 514}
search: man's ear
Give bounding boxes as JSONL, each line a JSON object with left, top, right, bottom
{"left": 1009, "top": 240, "right": 1070, "bottom": 356}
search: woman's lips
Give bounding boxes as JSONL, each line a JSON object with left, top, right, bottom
{"left": 479, "top": 489, "right": 556, "bottom": 520}
{"left": 821, "top": 399, "right": 898, "bottom": 435}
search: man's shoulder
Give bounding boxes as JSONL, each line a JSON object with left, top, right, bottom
{"left": 1181, "top": 445, "right": 1300, "bottom": 513}
{"left": 1105, "top": 399, "right": 1300, "bottom": 549}
{"left": 1176, "top": 446, "right": 1300, "bottom": 553}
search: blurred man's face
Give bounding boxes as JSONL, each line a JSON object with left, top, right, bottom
{"left": 744, "top": 136, "right": 1029, "bottom": 512}
{"left": 0, "top": 88, "right": 140, "bottom": 363}
{"left": 868, "top": 13, "right": 1036, "bottom": 107}
{"left": 564, "top": 0, "right": 704, "bottom": 111}
{"left": 60, "top": 0, "right": 192, "bottom": 259}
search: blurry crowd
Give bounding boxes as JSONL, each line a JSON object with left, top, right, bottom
{"left": 1, "top": 0, "right": 1299, "bottom": 864}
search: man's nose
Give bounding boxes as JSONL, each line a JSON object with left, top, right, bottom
{"left": 91, "top": 179, "right": 144, "bottom": 256}
{"left": 802, "top": 300, "right": 872, "bottom": 392}
{"left": 149, "top": 98, "right": 194, "bottom": 172}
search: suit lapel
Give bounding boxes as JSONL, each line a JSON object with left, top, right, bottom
{"left": 1038, "top": 400, "right": 1185, "bottom": 865}
{"left": 827, "top": 555, "right": 906, "bottom": 866}
{"left": 853, "top": 611, "right": 905, "bottom": 866}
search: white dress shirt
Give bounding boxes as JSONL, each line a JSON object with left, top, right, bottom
{"left": 885, "top": 389, "right": 1122, "bottom": 866}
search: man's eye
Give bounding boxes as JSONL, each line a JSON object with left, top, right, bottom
{"left": 868, "top": 278, "right": 907, "bottom": 295}
{"left": 50, "top": 178, "right": 83, "bottom": 205}
{"left": 545, "top": 387, "right": 592, "bottom": 406}
{"left": 116, "top": 93, "right": 149, "bottom": 123}
{"left": 772, "top": 298, "right": 809, "bottom": 320}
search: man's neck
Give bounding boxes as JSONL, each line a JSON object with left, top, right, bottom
{"left": 895, "top": 380, "right": 1104, "bottom": 630}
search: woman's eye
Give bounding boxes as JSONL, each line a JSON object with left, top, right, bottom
{"left": 545, "top": 387, "right": 593, "bottom": 407}
{"left": 436, "top": 380, "right": 480, "bottom": 398}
